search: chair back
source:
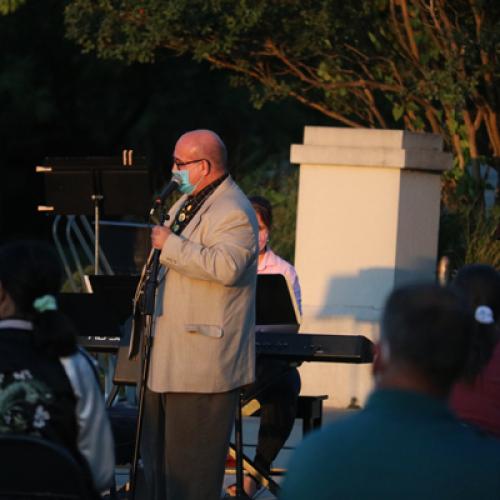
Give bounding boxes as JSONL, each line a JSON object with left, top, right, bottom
{"left": 0, "top": 434, "right": 98, "bottom": 499}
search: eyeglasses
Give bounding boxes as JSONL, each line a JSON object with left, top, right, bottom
{"left": 172, "top": 157, "right": 211, "bottom": 170}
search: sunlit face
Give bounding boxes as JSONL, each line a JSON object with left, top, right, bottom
{"left": 172, "top": 134, "right": 210, "bottom": 195}
{"left": 171, "top": 157, "right": 204, "bottom": 194}
{"left": 256, "top": 212, "right": 269, "bottom": 254}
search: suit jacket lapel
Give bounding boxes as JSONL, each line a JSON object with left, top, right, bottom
{"left": 178, "top": 176, "right": 232, "bottom": 241}
{"left": 157, "top": 194, "right": 187, "bottom": 283}
{"left": 157, "top": 177, "right": 233, "bottom": 283}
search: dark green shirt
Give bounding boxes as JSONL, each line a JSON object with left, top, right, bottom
{"left": 280, "top": 389, "right": 500, "bottom": 500}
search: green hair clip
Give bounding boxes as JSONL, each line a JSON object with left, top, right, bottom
{"left": 33, "top": 295, "right": 57, "bottom": 313}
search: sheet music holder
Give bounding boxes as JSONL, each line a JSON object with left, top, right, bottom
{"left": 36, "top": 155, "right": 152, "bottom": 275}
{"left": 256, "top": 274, "right": 300, "bottom": 333}
{"left": 59, "top": 275, "right": 139, "bottom": 339}
{"left": 98, "top": 221, "right": 152, "bottom": 275}
{"left": 36, "top": 155, "right": 152, "bottom": 216}
{"left": 86, "top": 274, "right": 140, "bottom": 323}
{"left": 58, "top": 293, "right": 124, "bottom": 339}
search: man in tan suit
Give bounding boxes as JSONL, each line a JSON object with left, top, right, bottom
{"left": 143, "top": 129, "right": 258, "bottom": 500}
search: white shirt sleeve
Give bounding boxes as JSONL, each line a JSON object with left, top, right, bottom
{"left": 60, "top": 349, "right": 115, "bottom": 492}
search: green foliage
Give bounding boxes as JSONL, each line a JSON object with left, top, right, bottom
{"left": 3, "top": 0, "right": 499, "bottom": 269}
{"left": 60, "top": 265, "right": 94, "bottom": 293}
{"left": 237, "top": 161, "right": 299, "bottom": 263}
{"left": 463, "top": 206, "right": 500, "bottom": 268}
{"left": 392, "top": 104, "right": 405, "bottom": 122}
{"left": 439, "top": 168, "right": 500, "bottom": 270}
{"left": 63, "top": 1, "right": 385, "bottom": 123}
{"left": 0, "top": 0, "right": 26, "bottom": 15}
{"left": 63, "top": 0, "right": 500, "bottom": 170}
{"left": 0, "top": 0, "right": 322, "bottom": 242}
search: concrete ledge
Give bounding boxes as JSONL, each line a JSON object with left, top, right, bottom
{"left": 303, "top": 126, "right": 444, "bottom": 150}
{"left": 290, "top": 144, "right": 452, "bottom": 171}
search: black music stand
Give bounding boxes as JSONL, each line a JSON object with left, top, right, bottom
{"left": 58, "top": 293, "right": 125, "bottom": 339}
{"left": 256, "top": 274, "right": 300, "bottom": 333}
{"left": 88, "top": 274, "right": 141, "bottom": 397}
{"left": 58, "top": 275, "right": 139, "bottom": 340}
{"left": 87, "top": 274, "right": 140, "bottom": 318}
{"left": 98, "top": 221, "right": 152, "bottom": 275}
{"left": 37, "top": 155, "right": 152, "bottom": 274}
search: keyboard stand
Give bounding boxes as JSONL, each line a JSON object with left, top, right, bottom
{"left": 230, "top": 392, "right": 281, "bottom": 498}
{"left": 227, "top": 443, "right": 281, "bottom": 497}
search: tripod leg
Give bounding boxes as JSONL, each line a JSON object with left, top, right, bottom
{"left": 105, "top": 384, "right": 119, "bottom": 408}
{"left": 235, "top": 391, "right": 244, "bottom": 496}
{"left": 231, "top": 391, "right": 255, "bottom": 499}
{"left": 128, "top": 317, "right": 154, "bottom": 500}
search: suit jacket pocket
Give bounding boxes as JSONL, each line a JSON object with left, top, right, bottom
{"left": 185, "top": 324, "right": 224, "bottom": 339}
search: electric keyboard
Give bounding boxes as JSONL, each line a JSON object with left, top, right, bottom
{"left": 79, "top": 331, "right": 373, "bottom": 364}
{"left": 255, "top": 332, "right": 373, "bottom": 363}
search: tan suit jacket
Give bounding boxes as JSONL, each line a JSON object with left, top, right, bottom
{"left": 148, "top": 177, "right": 258, "bottom": 393}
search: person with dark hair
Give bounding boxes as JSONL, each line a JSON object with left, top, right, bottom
{"left": 0, "top": 240, "right": 114, "bottom": 494}
{"left": 449, "top": 264, "right": 500, "bottom": 437}
{"left": 250, "top": 195, "right": 301, "bottom": 313}
{"left": 226, "top": 196, "right": 302, "bottom": 498}
{"left": 280, "top": 283, "right": 500, "bottom": 500}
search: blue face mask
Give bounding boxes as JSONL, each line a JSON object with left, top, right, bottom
{"left": 173, "top": 170, "right": 199, "bottom": 195}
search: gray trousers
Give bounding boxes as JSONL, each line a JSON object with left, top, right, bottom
{"left": 141, "top": 387, "right": 239, "bottom": 500}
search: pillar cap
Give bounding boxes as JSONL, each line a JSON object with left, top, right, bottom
{"left": 291, "top": 126, "right": 452, "bottom": 171}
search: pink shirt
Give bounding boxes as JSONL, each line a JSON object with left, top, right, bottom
{"left": 258, "top": 248, "right": 302, "bottom": 314}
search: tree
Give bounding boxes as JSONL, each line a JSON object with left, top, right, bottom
{"left": 64, "top": 0, "right": 500, "bottom": 267}
{"left": 0, "top": 0, "right": 316, "bottom": 254}
{"left": 0, "top": 0, "right": 26, "bottom": 15}
{"left": 64, "top": 0, "right": 499, "bottom": 177}
{"left": 5, "top": 0, "right": 498, "bottom": 263}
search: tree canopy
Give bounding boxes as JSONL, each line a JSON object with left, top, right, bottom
{"left": 64, "top": 0, "right": 500, "bottom": 268}
{"left": 64, "top": 0, "right": 500, "bottom": 175}
{"left": 0, "top": 0, "right": 319, "bottom": 259}
{"left": 1, "top": 0, "right": 498, "bottom": 265}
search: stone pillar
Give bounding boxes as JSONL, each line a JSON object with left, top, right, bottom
{"left": 290, "top": 126, "right": 452, "bottom": 409}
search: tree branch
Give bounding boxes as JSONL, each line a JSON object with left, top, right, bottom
{"left": 399, "top": 0, "right": 420, "bottom": 61}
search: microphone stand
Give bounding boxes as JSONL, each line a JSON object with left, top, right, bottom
{"left": 128, "top": 202, "right": 168, "bottom": 499}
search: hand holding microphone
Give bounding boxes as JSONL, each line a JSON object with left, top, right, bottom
{"left": 151, "top": 225, "right": 171, "bottom": 250}
{"left": 150, "top": 175, "right": 181, "bottom": 249}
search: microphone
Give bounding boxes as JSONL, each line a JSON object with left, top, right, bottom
{"left": 154, "top": 176, "right": 181, "bottom": 206}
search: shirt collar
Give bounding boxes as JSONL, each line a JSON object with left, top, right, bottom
{"left": 258, "top": 248, "right": 278, "bottom": 272}
{"left": 188, "top": 172, "right": 228, "bottom": 202}
{"left": 0, "top": 319, "right": 34, "bottom": 331}
{"left": 366, "top": 388, "right": 451, "bottom": 418}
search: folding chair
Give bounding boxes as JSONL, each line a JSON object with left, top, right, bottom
{"left": 0, "top": 434, "right": 99, "bottom": 499}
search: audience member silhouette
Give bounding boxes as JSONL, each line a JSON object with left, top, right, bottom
{"left": 280, "top": 283, "right": 500, "bottom": 500}
{"left": 0, "top": 240, "right": 114, "bottom": 493}
{"left": 449, "top": 264, "right": 500, "bottom": 437}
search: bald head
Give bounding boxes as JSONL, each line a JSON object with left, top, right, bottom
{"left": 172, "top": 129, "right": 228, "bottom": 195}
{"left": 176, "top": 129, "right": 227, "bottom": 173}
